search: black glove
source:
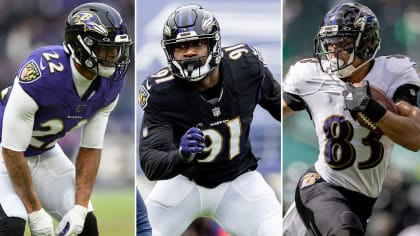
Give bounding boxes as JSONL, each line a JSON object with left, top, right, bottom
{"left": 343, "top": 81, "right": 387, "bottom": 123}
{"left": 178, "top": 127, "right": 205, "bottom": 163}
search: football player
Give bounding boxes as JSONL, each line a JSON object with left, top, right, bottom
{"left": 283, "top": 3, "right": 420, "bottom": 236}
{"left": 138, "top": 4, "right": 282, "bottom": 236}
{"left": 0, "top": 3, "right": 132, "bottom": 236}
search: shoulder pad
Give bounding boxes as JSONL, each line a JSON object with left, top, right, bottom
{"left": 284, "top": 58, "right": 326, "bottom": 95}
{"left": 138, "top": 67, "right": 176, "bottom": 110}
{"left": 145, "top": 68, "right": 176, "bottom": 89}
{"left": 286, "top": 58, "right": 321, "bottom": 80}
{"left": 381, "top": 54, "right": 417, "bottom": 74}
{"left": 223, "top": 43, "right": 263, "bottom": 63}
{"left": 373, "top": 55, "right": 420, "bottom": 96}
{"left": 18, "top": 59, "right": 42, "bottom": 83}
{"left": 249, "top": 45, "right": 266, "bottom": 64}
{"left": 18, "top": 46, "right": 67, "bottom": 84}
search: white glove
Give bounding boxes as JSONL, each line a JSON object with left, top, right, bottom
{"left": 28, "top": 208, "right": 54, "bottom": 236}
{"left": 55, "top": 205, "right": 88, "bottom": 236}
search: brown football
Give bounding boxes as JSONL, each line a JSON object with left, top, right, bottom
{"left": 355, "top": 86, "right": 398, "bottom": 134}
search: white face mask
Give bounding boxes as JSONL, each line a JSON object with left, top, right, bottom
{"left": 328, "top": 51, "right": 375, "bottom": 79}
{"left": 328, "top": 50, "right": 357, "bottom": 78}
{"left": 98, "top": 64, "right": 116, "bottom": 78}
{"left": 330, "top": 58, "right": 357, "bottom": 78}
{"left": 173, "top": 55, "right": 213, "bottom": 82}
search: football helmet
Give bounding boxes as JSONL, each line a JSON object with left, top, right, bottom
{"left": 64, "top": 2, "right": 133, "bottom": 80}
{"left": 314, "top": 3, "right": 380, "bottom": 78}
{"left": 162, "top": 4, "right": 222, "bottom": 82}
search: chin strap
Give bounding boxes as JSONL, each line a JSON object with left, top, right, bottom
{"left": 182, "top": 58, "right": 201, "bottom": 81}
{"left": 187, "top": 63, "right": 195, "bottom": 79}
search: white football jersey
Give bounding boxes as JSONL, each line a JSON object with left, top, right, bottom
{"left": 284, "top": 55, "right": 420, "bottom": 197}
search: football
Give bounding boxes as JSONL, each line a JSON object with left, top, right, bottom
{"left": 355, "top": 86, "right": 398, "bottom": 134}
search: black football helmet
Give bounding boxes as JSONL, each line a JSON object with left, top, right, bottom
{"left": 64, "top": 2, "right": 133, "bottom": 80}
{"left": 161, "top": 4, "right": 222, "bottom": 82}
{"left": 314, "top": 3, "right": 380, "bottom": 78}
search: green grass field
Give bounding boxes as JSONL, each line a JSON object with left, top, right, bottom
{"left": 24, "top": 187, "right": 135, "bottom": 236}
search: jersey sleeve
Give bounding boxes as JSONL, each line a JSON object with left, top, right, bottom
{"left": 1, "top": 80, "right": 38, "bottom": 151}
{"left": 227, "top": 44, "right": 281, "bottom": 121}
{"left": 385, "top": 55, "right": 420, "bottom": 98}
{"left": 258, "top": 66, "right": 281, "bottom": 121}
{"left": 388, "top": 56, "right": 420, "bottom": 106}
{"left": 16, "top": 46, "right": 69, "bottom": 107}
{"left": 393, "top": 84, "right": 419, "bottom": 106}
{"left": 80, "top": 96, "right": 119, "bottom": 148}
{"left": 138, "top": 69, "right": 191, "bottom": 180}
{"left": 283, "top": 58, "right": 321, "bottom": 95}
{"left": 283, "top": 91, "right": 307, "bottom": 112}
{"left": 138, "top": 69, "right": 174, "bottom": 115}
{"left": 139, "top": 107, "right": 190, "bottom": 181}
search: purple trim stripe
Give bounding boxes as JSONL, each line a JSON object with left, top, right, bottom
{"left": 258, "top": 73, "right": 266, "bottom": 102}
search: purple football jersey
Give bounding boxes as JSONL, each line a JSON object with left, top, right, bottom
{"left": 0, "top": 45, "right": 125, "bottom": 156}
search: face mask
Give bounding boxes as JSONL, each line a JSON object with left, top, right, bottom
{"left": 329, "top": 50, "right": 376, "bottom": 79}
{"left": 330, "top": 58, "right": 357, "bottom": 78}
{"left": 98, "top": 64, "right": 116, "bottom": 78}
{"left": 173, "top": 55, "right": 213, "bottom": 82}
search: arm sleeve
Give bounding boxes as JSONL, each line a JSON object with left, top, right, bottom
{"left": 79, "top": 96, "right": 119, "bottom": 148}
{"left": 2, "top": 79, "right": 38, "bottom": 151}
{"left": 283, "top": 91, "right": 307, "bottom": 112}
{"left": 139, "top": 111, "right": 190, "bottom": 180}
{"left": 258, "top": 67, "right": 281, "bottom": 121}
{"left": 392, "top": 84, "right": 420, "bottom": 107}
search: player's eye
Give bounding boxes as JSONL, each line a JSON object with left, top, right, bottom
{"left": 173, "top": 43, "right": 185, "bottom": 50}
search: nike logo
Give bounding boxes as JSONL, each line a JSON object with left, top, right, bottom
{"left": 146, "top": 80, "right": 152, "bottom": 90}
{"left": 39, "top": 58, "right": 47, "bottom": 70}
{"left": 345, "top": 92, "right": 353, "bottom": 100}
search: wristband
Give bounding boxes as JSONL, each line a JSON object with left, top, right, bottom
{"left": 361, "top": 98, "right": 387, "bottom": 123}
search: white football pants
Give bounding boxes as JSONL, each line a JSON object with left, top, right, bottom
{"left": 0, "top": 145, "right": 93, "bottom": 221}
{"left": 145, "top": 171, "right": 282, "bottom": 236}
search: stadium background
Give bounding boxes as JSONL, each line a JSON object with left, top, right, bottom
{"left": 0, "top": 0, "right": 135, "bottom": 235}
{"left": 135, "top": 0, "right": 281, "bottom": 235}
{"left": 283, "top": 0, "right": 420, "bottom": 235}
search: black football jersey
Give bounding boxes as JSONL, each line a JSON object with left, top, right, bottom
{"left": 139, "top": 43, "right": 280, "bottom": 188}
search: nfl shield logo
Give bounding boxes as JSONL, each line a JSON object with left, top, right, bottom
{"left": 75, "top": 105, "right": 87, "bottom": 113}
{"left": 139, "top": 85, "right": 150, "bottom": 109}
{"left": 212, "top": 106, "right": 221, "bottom": 117}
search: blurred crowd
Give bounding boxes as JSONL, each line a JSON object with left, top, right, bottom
{"left": 0, "top": 0, "right": 136, "bottom": 187}
{"left": 284, "top": 1, "right": 420, "bottom": 235}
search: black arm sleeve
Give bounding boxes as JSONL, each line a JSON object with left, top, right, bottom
{"left": 393, "top": 84, "right": 420, "bottom": 107}
{"left": 258, "top": 67, "right": 281, "bottom": 121}
{"left": 283, "top": 91, "right": 307, "bottom": 111}
{"left": 139, "top": 111, "right": 190, "bottom": 181}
